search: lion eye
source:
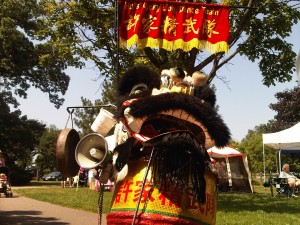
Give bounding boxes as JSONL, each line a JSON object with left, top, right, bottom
{"left": 130, "top": 84, "right": 148, "bottom": 95}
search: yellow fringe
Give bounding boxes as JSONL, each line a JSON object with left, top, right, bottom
{"left": 119, "top": 35, "right": 229, "bottom": 54}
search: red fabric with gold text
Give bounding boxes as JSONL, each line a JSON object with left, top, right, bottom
{"left": 119, "top": 0, "right": 230, "bottom": 53}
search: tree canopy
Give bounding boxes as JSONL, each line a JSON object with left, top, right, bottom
{"left": 1, "top": 0, "right": 72, "bottom": 108}
{"left": 25, "top": 0, "right": 298, "bottom": 132}
{"left": 269, "top": 86, "right": 300, "bottom": 131}
{"left": 35, "top": 126, "right": 61, "bottom": 172}
{"left": 238, "top": 123, "right": 276, "bottom": 173}
{"left": 239, "top": 86, "right": 300, "bottom": 173}
{"left": 35, "top": 0, "right": 300, "bottom": 97}
{"left": 0, "top": 92, "right": 46, "bottom": 169}
{"left": 1, "top": 0, "right": 299, "bottom": 118}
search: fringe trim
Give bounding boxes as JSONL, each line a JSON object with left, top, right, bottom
{"left": 149, "top": 131, "right": 210, "bottom": 204}
{"left": 120, "top": 35, "right": 229, "bottom": 54}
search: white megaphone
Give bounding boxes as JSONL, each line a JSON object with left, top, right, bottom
{"left": 75, "top": 133, "right": 112, "bottom": 169}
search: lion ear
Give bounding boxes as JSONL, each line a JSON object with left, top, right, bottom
{"left": 112, "top": 137, "right": 135, "bottom": 171}
{"left": 116, "top": 164, "right": 128, "bottom": 183}
{"left": 194, "top": 86, "right": 216, "bottom": 107}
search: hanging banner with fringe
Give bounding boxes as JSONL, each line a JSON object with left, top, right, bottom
{"left": 119, "top": 0, "right": 230, "bottom": 54}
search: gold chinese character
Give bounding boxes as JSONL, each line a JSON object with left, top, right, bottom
{"left": 124, "top": 14, "right": 140, "bottom": 31}
{"left": 183, "top": 17, "right": 199, "bottom": 34}
{"left": 142, "top": 15, "right": 158, "bottom": 34}
{"left": 203, "top": 19, "right": 219, "bottom": 38}
{"left": 162, "top": 16, "right": 178, "bottom": 36}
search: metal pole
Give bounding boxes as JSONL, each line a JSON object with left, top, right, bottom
{"left": 131, "top": 147, "right": 155, "bottom": 225}
{"left": 263, "top": 145, "right": 265, "bottom": 183}
{"left": 66, "top": 104, "right": 117, "bottom": 113}
{"left": 115, "top": 0, "right": 120, "bottom": 83}
{"left": 275, "top": 152, "right": 278, "bottom": 174}
{"left": 126, "top": 0, "right": 257, "bottom": 10}
{"left": 279, "top": 150, "right": 282, "bottom": 173}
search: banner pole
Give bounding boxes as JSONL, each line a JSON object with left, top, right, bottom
{"left": 263, "top": 144, "right": 265, "bottom": 183}
{"left": 115, "top": 0, "right": 120, "bottom": 83}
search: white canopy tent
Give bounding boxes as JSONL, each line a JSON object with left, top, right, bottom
{"left": 262, "top": 122, "right": 300, "bottom": 181}
{"left": 207, "top": 146, "right": 253, "bottom": 193}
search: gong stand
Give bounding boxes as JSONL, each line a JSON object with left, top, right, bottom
{"left": 66, "top": 104, "right": 117, "bottom": 113}
{"left": 64, "top": 104, "right": 116, "bottom": 128}
{"left": 62, "top": 104, "right": 116, "bottom": 225}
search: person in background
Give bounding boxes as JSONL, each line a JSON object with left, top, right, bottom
{"left": 72, "top": 174, "right": 79, "bottom": 187}
{"left": 0, "top": 150, "right": 5, "bottom": 167}
{"left": 192, "top": 71, "right": 208, "bottom": 87}
{"left": 68, "top": 177, "right": 73, "bottom": 188}
{"left": 279, "top": 164, "right": 300, "bottom": 197}
{"left": 0, "top": 172, "right": 10, "bottom": 189}
{"left": 61, "top": 176, "right": 66, "bottom": 188}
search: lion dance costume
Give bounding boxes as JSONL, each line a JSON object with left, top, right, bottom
{"left": 57, "top": 66, "right": 230, "bottom": 225}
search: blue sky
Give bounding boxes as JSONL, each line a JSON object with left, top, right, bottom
{"left": 17, "top": 23, "right": 300, "bottom": 142}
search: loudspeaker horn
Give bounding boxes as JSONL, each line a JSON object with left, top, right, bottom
{"left": 75, "top": 133, "right": 112, "bottom": 169}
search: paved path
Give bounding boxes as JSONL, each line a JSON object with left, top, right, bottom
{"left": 0, "top": 190, "right": 107, "bottom": 225}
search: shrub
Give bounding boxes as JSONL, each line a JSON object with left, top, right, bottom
{"left": 9, "top": 166, "right": 32, "bottom": 185}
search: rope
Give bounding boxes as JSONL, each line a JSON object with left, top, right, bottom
{"left": 70, "top": 112, "right": 74, "bottom": 128}
{"left": 64, "top": 113, "right": 71, "bottom": 129}
{"left": 64, "top": 110, "right": 74, "bottom": 129}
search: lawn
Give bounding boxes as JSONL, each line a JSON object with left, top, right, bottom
{"left": 217, "top": 189, "right": 300, "bottom": 225}
{"left": 15, "top": 181, "right": 113, "bottom": 214}
{"left": 14, "top": 183, "right": 300, "bottom": 225}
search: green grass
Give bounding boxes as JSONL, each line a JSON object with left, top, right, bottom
{"left": 217, "top": 188, "right": 300, "bottom": 225}
{"left": 14, "top": 183, "right": 300, "bottom": 224}
{"left": 15, "top": 181, "right": 113, "bottom": 214}
{"left": 26, "top": 180, "right": 63, "bottom": 187}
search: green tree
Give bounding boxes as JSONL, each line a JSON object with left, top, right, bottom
{"left": 269, "top": 86, "right": 300, "bottom": 132}
{"left": 239, "top": 85, "right": 300, "bottom": 175}
{"left": 72, "top": 98, "right": 97, "bottom": 136}
{"left": 239, "top": 123, "right": 276, "bottom": 173}
{"left": 0, "top": 92, "right": 46, "bottom": 169}
{"left": 36, "top": 0, "right": 300, "bottom": 94}
{"left": 268, "top": 86, "right": 300, "bottom": 172}
{"left": 0, "top": 92, "right": 47, "bottom": 184}
{"left": 35, "top": 127, "right": 60, "bottom": 172}
{"left": 1, "top": 0, "right": 73, "bottom": 108}
{"left": 32, "top": 0, "right": 300, "bottom": 130}
{"left": 2, "top": 1, "right": 300, "bottom": 110}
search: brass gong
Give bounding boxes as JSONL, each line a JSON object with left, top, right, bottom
{"left": 56, "top": 128, "right": 80, "bottom": 177}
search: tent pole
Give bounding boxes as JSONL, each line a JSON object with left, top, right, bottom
{"left": 242, "top": 155, "right": 253, "bottom": 193}
{"left": 263, "top": 144, "right": 265, "bottom": 183}
{"left": 225, "top": 157, "right": 232, "bottom": 190}
{"left": 275, "top": 152, "right": 278, "bottom": 174}
{"left": 279, "top": 150, "right": 282, "bottom": 172}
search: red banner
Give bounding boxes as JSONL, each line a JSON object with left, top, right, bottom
{"left": 119, "top": 0, "right": 230, "bottom": 53}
